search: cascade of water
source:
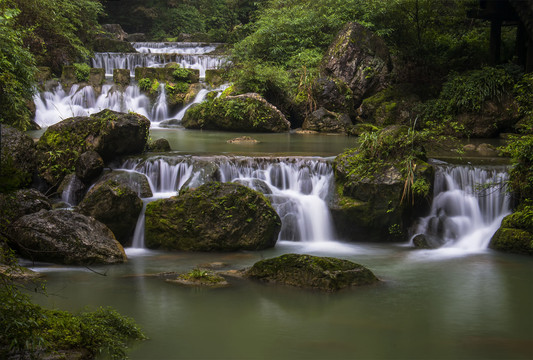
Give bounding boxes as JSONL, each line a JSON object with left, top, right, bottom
{"left": 121, "top": 156, "right": 336, "bottom": 244}
{"left": 412, "top": 164, "right": 511, "bottom": 250}
{"left": 151, "top": 84, "right": 169, "bottom": 122}
{"left": 132, "top": 42, "right": 219, "bottom": 54}
{"left": 91, "top": 52, "right": 225, "bottom": 78}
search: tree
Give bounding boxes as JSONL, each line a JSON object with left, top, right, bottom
{"left": 0, "top": 1, "right": 36, "bottom": 130}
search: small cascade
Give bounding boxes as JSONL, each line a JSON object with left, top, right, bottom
{"left": 120, "top": 156, "right": 336, "bottom": 244}
{"left": 412, "top": 164, "right": 511, "bottom": 250}
{"left": 151, "top": 84, "right": 169, "bottom": 122}
{"left": 132, "top": 42, "right": 219, "bottom": 54}
{"left": 91, "top": 52, "right": 225, "bottom": 78}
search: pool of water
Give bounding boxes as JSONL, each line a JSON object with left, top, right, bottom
{"left": 29, "top": 242, "right": 533, "bottom": 360}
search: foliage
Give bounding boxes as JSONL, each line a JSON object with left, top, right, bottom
{"left": 138, "top": 78, "right": 152, "bottom": 92}
{"left": 500, "top": 135, "right": 533, "bottom": 204}
{"left": 9, "top": 0, "right": 103, "bottom": 73}
{"left": 171, "top": 64, "right": 193, "bottom": 83}
{"left": 73, "top": 62, "right": 90, "bottom": 83}
{"left": 0, "top": 247, "right": 145, "bottom": 359}
{"left": 0, "top": 2, "right": 36, "bottom": 130}
{"left": 513, "top": 73, "right": 533, "bottom": 134}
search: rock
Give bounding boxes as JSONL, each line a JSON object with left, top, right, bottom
{"left": 332, "top": 127, "right": 433, "bottom": 241}
{"left": 58, "top": 174, "right": 87, "bottom": 206}
{"left": 205, "top": 69, "right": 225, "bottom": 87}
{"left": 165, "top": 269, "right": 229, "bottom": 288}
{"left": 113, "top": 69, "right": 131, "bottom": 86}
{"left": 148, "top": 138, "right": 171, "bottom": 152}
{"left": 245, "top": 254, "right": 379, "bottom": 292}
{"left": 311, "top": 77, "right": 355, "bottom": 116}
{"left": 93, "top": 170, "right": 153, "bottom": 198}
{"left": 10, "top": 210, "right": 127, "bottom": 265}
{"left": 158, "top": 119, "right": 182, "bottom": 128}
{"left": 182, "top": 93, "right": 290, "bottom": 133}
{"left": 0, "top": 125, "right": 37, "bottom": 190}
{"left": 0, "top": 265, "right": 43, "bottom": 280}
{"left": 135, "top": 66, "right": 199, "bottom": 84}
{"left": 302, "top": 107, "right": 352, "bottom": 133}
{"left": 0, "top": 189, "right": 51, "bottom": 226}
{"left": 463, "top": 144, "right": 477, "bottom": 152}
{"left": 77, "top": 180, "right": 143, "bottom": 245}
{"left": 101, "top": 24, "right": 128, "bottom": 41}
{"left": 455, "top": 97, "right": 518, "bottom": 138}
{"left": 357, "top": 84, "right": 422, "bottom": 126}
{"left": 89, "top": 68, "right": 105, "bottom": 87}
{"left": 489, "top": 204, "right": 533, "bottom": 255}
{"left": 411, "top": 234, "right": 442, "bottom": 249}
{"left": 476, "top": 143, "right": 499, "bottom": 157}
{"left": 145, "top": 182, "right": 281, "bottom": 251}
{"left": 75, "top": 150, "right": 104, "bottom": 184}
{"left": 92, "top": 38, "right": 136, "bottom": 53}
{"left": 36, "top": 110, "right": 150, "bottom": 185}
{"left": 226, "top": 136, "right": 260, "bottom": 144}
{"left": 322, "top": 22, "right": 392, "bottom": 108}
{"left": 61, "top": 65, "right": 77, "bottom": 88}
{"left": 126, "top": 33, "right": 146, "bottom": 42}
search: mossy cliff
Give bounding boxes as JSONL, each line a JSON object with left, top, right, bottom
{"left": 245, "top": 254, "right": 379, "bottom": 292}
{"left": 145, "top": 182, "right": 281, "bottom": 251}
{"left": 332, "top": 126, "right": 433, "bottom": 242}
{"left": 490, "top": 202, "right": 533, "bottom": 256}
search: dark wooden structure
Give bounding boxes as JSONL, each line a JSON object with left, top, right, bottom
{"left": 468, "top": 0, "right": 533, "bottom": 72}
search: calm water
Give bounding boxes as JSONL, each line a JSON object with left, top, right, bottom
{"left": 29, "top": 242, "right": 533, "bottom": 360}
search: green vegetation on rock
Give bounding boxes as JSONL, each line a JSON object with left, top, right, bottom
{"left": 245, "top": 253, "right": 379, "bottom": 292}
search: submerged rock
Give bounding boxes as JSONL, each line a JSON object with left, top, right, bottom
{"left": 227, "top": 136, "right": 260, "bottom": 144}
{"left": 77, "top": 180, "right": 143, "bottom": 246}
{"left": 10, "top": 210, "right": 126, "bottom": 265}
{"left": 165, "top": 269, "right": 229, "bottom": 288}
{"left": 182, "top": 93, "right": 290, "bottom": 133}
{"left": 245, "top": 254, "right": 379, "bottom": 292}
{"left": 145, "top": 182, "right": 281, "bottom": 251}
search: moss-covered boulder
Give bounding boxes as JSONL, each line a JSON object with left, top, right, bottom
{"left": 94, "top": 170, "right": 153, "bottom": 198}
{"left": 92, "top": 38, "right": 136, "bottom": 53}
{"left": 89, "top": 68, "right": 105, "bottom": 88}
{"left": 0, "top": 125, "right": 37, "bottom": 191}
{"left": 322, "top": 22, "right": 392, "bottom": 108}
{"left": 113, "top": 69, "right": 130, "bottom": 86}
{"left": 302, "top": 107, "right": 352, "bottom": 133}
{"left": 145, "top": 182, "right": 281, "bottom": 251}
{"left": 0, "top": 189, "right": 51, "bottom": 229}
{"left": 75, "top": 150, "right": 104, "bottom": 184}
{"left": 10, "top": 210, "right": 127, "bottom": 265}
{"left": 245, "top": 254, "right": 379, "bottom": 292}
{"left": 77, "top": 180, "right": 143, "bottom": 245}
{"left": 182, "top": 93, "right": 290, "bottom": 133}
{"left": 147, "top": 138, "right": 171, "bottom": 152}
{"left": 311, "top": 77, "right": 355, "bottom": 116}
{"left": 36, "top": 110, "right": 150, "bottom": 186}
{"left": 332, "top": 126, "right": 433, "bottom": 241}
{"left": 490, "top": 204, "right": 533, "bottom": 255}
{"left": 358, "top": 84, "right": 422, "bottom": 126}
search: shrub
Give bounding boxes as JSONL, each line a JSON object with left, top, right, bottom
{"left": 73, "top": 63, "right": 90, "bottom": 82}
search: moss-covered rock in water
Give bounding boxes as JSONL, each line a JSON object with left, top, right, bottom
{"left": 321, "top": 22, "right": 392, "bottom": 108}
{"left": 332, "top": 126, "right": 433, "bottom": 242}
{"left": 145, "top": 182, "right": 281, "bottom": 251}
{"left": 245, "top": 254, "right": 379, "bottom": 292}
{"left": 75, "top": 150, "right": 104, "bottom": 184}
{"left": 0, "top": 125, "right": 37, "bottom": 191}
{"left": 9, "top": 210, "right": 126, "bottom": 265}
{"left": 358, "top": 84, "right": 422, "bottom": 127}
{"left": 182, "top": 93, "right": 290, "bottom": 133}
{"left": 77, "top": 180, "right": 142, "bottom": 246}
{"left": 92, "top": 38, "right": 136, "bottom": 53}
{"left": 36, "top": 110, "right": 150, "bottom": 186}
{"left": 302, "top": 107, "right": 352, "bottom": 133}
{"left": 490, "top": 203, "right": 533, "bottom": 255}
{"left": 94, "top": 170, "right": 153, "bottom": 198}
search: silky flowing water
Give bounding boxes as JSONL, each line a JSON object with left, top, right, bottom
{"left": 27, "top": 42, "right": 533, "bottom": 359}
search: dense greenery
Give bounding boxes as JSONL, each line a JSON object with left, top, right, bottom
{"left": 0, "top": 251, "right": 146, "bottom": 359}
{"left": 103, "top": 0, "right": 260, "bottom": 42}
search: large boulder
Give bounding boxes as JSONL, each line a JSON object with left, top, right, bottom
{"left": 75, "top": 150, "right": 104, "bottom": 184}
{"left": 182, "top": 93, "right": 291, "bottom": 133}
{"left": 145, "top": 182, "right": 281, "bottom": 251}
{"left": 36, "top": 110, "right": 150, "bottom": 185}
{"left": 302, "top": 107, "right": 352, "bottom": 133}
{"left": 322, "top": 22, "right": 392, "bottom": 108}
{"left": 0, "top": 125, "right": 37, "bottom": 190}
{"left": 77, "top": 180, "right": 143, "bottom": 245}
{"left": 311, "top": 77, "right": 356, "bottom": 116}
{"left": 490, "top": 204, "right": 533, "bottom": 255}
{"left": 0, "top": 189, "right": 51, "bottom": 227}
{"left": 9, "top": 210, "right": 126, "bottom": 265}
{"left": 245, "top": 254, "right": 379, "bottom": 292}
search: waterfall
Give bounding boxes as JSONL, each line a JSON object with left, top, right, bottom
{"left": 120, "top": 156, "right": 336, "bottom": 246}
{"left": 132, "top": 42, "right": 219, "bottom": 54}
{"left": 412, "top": 164, "right": 511, "bottom": 250}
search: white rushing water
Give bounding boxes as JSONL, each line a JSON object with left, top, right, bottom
{"left": 132, "top": 42, "right": 219, "bottom": 54}
{"left": 411, "top": 163, "right": 511, "bottom": 251}
{"left": 121, "top": 156, "right": 336, "bottom": 248}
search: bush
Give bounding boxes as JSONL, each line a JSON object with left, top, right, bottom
{"left": 73, "top": 62, "right": 90, "bottom": 82}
